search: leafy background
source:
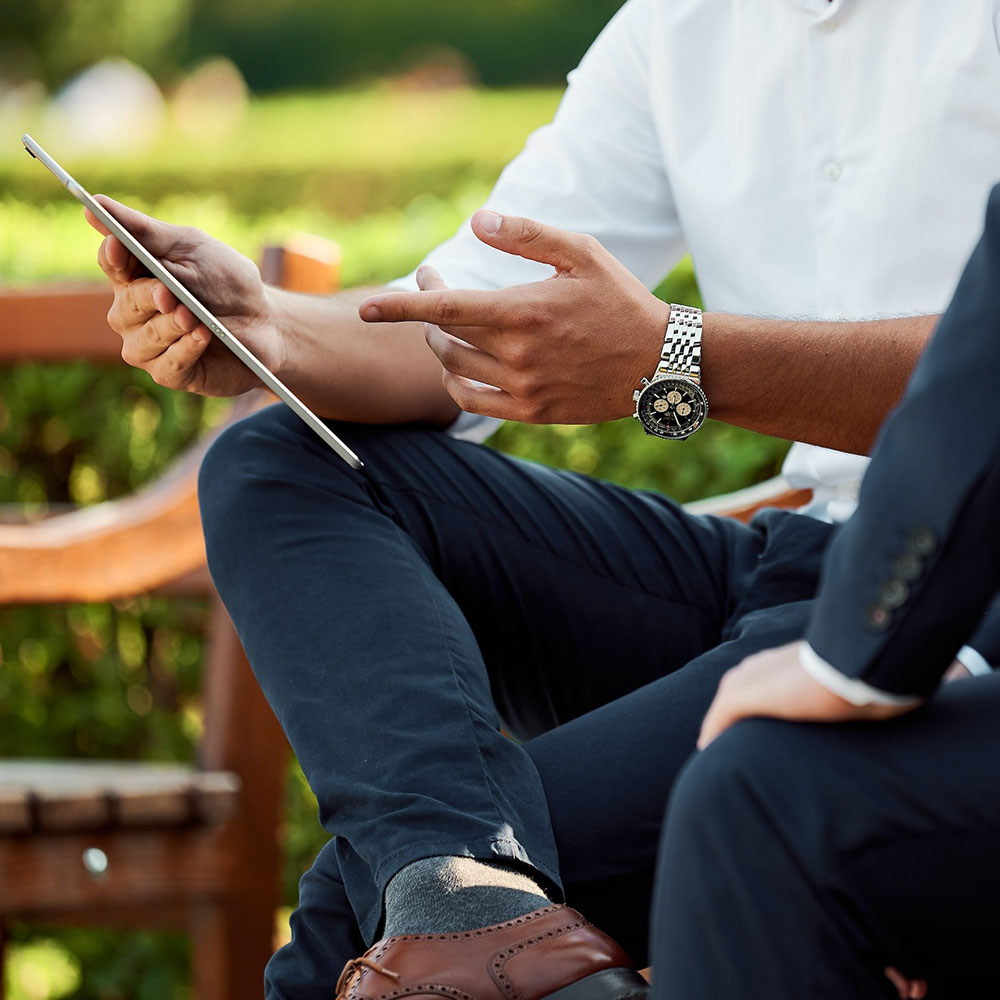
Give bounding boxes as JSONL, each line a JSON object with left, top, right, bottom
{"left": 0, "top": 3, "right": 790, "bottom": 997}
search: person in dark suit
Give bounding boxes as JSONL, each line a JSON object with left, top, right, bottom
{"left": 650, "top": 185, "right": 1000, "bottom": 1000}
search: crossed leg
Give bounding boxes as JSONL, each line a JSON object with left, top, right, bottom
{"left": 652, "top": 672, "right": 1000, "bottom": 999}
{"left": 197, "top": 405, "right": 834, "bottom": 996}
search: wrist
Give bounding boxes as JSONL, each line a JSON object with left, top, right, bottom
{"left": 261, "top": 285, "right": 294, "bottom": 382}
{"left": 636, "top": 298, "right": 672, "bottom": 382}
{"left": 632, "top": 301, "right": 708, "bottom": 439}
{"left": 623, "top": 296, "right": 669, "bottom": 410}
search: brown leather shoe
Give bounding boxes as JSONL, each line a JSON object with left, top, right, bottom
{"left": 334, "top": 904, "right": 648, "bottom": 1000}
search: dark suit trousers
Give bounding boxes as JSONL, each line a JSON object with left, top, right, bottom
{"left": 197, "top": 404, "right": 835, "bottom": 998}
{"left": 652, "top": 672, "right": 1000, "bottom": 999}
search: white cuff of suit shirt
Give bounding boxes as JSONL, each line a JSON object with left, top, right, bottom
{"left": 955, "top": 645, "right": 994, "bottom": 677}
{"left": 798, "top": 642, "right": 924, "bottom": 707}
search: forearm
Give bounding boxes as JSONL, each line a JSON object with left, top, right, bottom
{"left": 703, "top": 312, "right": 940, "bottom": 455}
{"left": 357, "top": 213, "right": 943, "bottom": 446}
{"left": 270, "top": 285, "right": 460, "bottom": 426}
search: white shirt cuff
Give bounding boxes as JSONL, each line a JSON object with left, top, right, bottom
{"left": 956, "top": 644, "right": 994, "bottom": 677}
{"left": 798, "top": 642, "right": 924, "bottom": 707}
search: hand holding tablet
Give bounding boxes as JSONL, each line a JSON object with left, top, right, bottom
{"left": 21, "top": 134, "right": 363, "bottom": 470}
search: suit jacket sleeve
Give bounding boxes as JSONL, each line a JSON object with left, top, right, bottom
{"left": 964, "top": 592, "right": 1000, "bottom": 669}
{"left": 806, "top": 184, "right": 1000, "bottom": 698}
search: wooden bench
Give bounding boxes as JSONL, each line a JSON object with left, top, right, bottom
{"left": 0, "top": 237, "right": 339, "bottom": 1000}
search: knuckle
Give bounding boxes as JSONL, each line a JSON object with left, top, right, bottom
{"left": 177, "top": 225, "right": 205, "bottom": 252}
{"left": 577, "top": 233, "right": 603, "bottom": 260}
{"left": 437, "top": 338, "right": 461, "bottom": 370}
{"left": 518, "top": 217, "right": 542, "bottom": 244}
{"left": 150, "top": 279, "right": 170, "bottom": 309}
{"left": 120, "top": 341, "right": 138, "bottom": 368}
{"left": 147, "top": 316, "right": 178, "bottom": 353}
{"left": 144, "top": 316, "right": 167, "bottom": 350}
{"left": 149, "top": 366, "right": 174, "bottom": 389}
{"left": 509, "top": 304, "right": 543, "bottom": 329}
{"left": 503, "top": 337, "right": 535, "bottom": 371}
{"left": 515, "top": 371, "right": 543, "bottom": 400}
{"left": 106, "top": 300, "right": 123, "bottom": 332}
{"left": 151, "top": 359, "right": 190, "bottom": 391}
{"left": 432, "top": 295, "right": 460, "bottom": 326}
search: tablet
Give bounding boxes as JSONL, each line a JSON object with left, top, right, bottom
{"left": 21, "top": 133, "right": 364, "bottom": 471}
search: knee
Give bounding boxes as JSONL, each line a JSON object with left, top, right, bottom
{"left": 198, "top": 404, "right": 342, "bottom": 537}
{"left": 667, "top": 718, "right": 797, "bottom": 842}
{"left": 200, "top": 405, "right": 282, "bottom": 512}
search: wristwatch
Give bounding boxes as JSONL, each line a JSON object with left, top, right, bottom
{"left": 632, "top": 303, "right": 709, "bottom": 440}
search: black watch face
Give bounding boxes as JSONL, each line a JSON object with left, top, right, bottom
{"left": 637, "top": 376, "right": 708, "bottom": 439}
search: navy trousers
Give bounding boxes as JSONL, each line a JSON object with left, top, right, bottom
{"left": 652, "top": 672, "right": 1000, "bottom": 999}
{"left": 197, "top": 405, "right": 835, "bottom": 998}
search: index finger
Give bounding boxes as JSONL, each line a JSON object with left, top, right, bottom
{"left": 360, "top": 288, "right": 518, "bottom": 328}
{"left": 86, "top": 203, "right": 145, "bottom": 287}
{"left": 96, "top": 232, "right": 145, "bottom": 287}
{"left": 84, "top": 206, "right": 110, "bottom": 238}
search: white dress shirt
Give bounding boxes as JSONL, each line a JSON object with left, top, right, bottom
{"left": 394, "top": 0, "right": 1000, "bottom": 519}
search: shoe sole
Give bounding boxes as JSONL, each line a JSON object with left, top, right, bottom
{"left": 542, "top": 968, "right": 650, "bottom": 1000}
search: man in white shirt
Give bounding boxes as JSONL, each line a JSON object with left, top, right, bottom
{"left": 91, "top": 1, "right": 1000, "bottom": 996}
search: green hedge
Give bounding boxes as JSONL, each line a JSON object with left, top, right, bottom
{"left": 2, "top": 89, "right": 561, "bottom": 218}
{"left": 185, "top": 0, "right": 626, "bottom": 91}
{"left": 2, "top": 1, "right": 625, "bottom": 93}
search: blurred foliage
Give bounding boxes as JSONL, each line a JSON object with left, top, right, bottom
{"left": 0, "top": 87, "right": 789, "bottom": 997}
{"left": 0, "top": 0, "right": 623, "bottom": 93}
{"left": 0, "top": 0, "right": 193, "bottom": 88}
{"left": 6, "top": 927, "right": 191, "bottom": 1000}
{"left": 185, "top": 0, "right": 625, "bottom": 92}
{"left": 1, "top": 89, "right": 562, "bottom": 218}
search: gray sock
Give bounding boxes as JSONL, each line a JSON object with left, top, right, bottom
{"left": 383, "top": 856, "right": 551, "bottom": 937}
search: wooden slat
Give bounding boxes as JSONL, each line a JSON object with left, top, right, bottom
{"left": 0, "top": 761, "right": 240, "bottom": 834}
{"left": 260, "top": 236, "right": 341, "bottom": 294}
{"left": 22, "top": 901, "right": 192, "bottom": 932}
{"left": 0, "top": 284, "right": 119, "bottom": 362}
{"left": 0, "top": 788, "right": 31, "bottom": 835}
{"left": 0, "top": 454, "right": 206, "bottom": 603}
{"left": 683, "top": 475, "right": 813, "bottom": 523}
{"left": 0, "top": 392, "right": 272, "bottom": 604}
{"left": 0, "top": 827, "right": 234, "bottom": 915}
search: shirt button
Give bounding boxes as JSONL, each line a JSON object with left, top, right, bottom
{"left": 820, "top": 18, "right": 839, "bottom": 33}
{"left": 823, "top": 161, "right": 842, "bottom": 182}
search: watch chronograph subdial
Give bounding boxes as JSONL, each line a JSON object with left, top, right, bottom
{"left": 635, "top": 375, "right": 708, "bottom": 440}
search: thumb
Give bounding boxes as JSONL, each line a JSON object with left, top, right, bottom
{"left": 91, "top": 195, "right": 185, "bottom": 258}
{"left": 470, "top": 209, "right": 601, "bottom": 273}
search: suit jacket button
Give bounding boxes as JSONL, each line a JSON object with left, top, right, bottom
{"left": 880, "top": 580, "right": 909, "bottom": 608}
{"left": 894, "top": 553, "right": 923, "bottom": 581}
{"left": 909, "top": 528, "right": 938, "bottom": 556}
{"left": 867, "top": 605, "right": 892, "bottom": 631}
